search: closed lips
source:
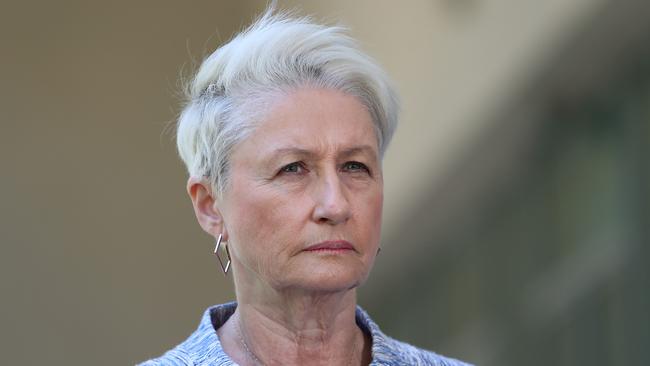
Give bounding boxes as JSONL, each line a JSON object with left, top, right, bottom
{"left": 304, "top": 240, "right": 355, "bottom": 251}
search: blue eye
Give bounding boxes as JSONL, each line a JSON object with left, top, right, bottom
{"left": 280, "top": 162, "right": 305, "bottom": 174}
{"left": 343, "top": 161, "right": 369, "bottom": 173}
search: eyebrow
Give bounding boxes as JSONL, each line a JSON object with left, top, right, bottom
{"left": 339, "top": 145, "right": 378, "bottom": 160}
{"left": 265, "top": 145, "right": 378, "bottom": 163}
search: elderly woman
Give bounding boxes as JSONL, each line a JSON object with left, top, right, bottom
{"left": 141, "top": 9, "right": 471, "bottom": 366}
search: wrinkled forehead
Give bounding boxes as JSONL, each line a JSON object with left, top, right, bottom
{"left": 233, "top": 85, "right": 381, "bottom": 151}
{"left": 235, "top": 87, "right": 380, "bottom": 160}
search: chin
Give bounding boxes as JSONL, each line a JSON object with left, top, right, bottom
{"left": 289, "top": 265, "right": 370, "bottom": 293}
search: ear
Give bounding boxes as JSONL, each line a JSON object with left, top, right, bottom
{"left": 187, "top": 176, "right": 228, "bottom": 240}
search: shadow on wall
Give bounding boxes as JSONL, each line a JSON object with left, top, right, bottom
{"left": 361, "top": 0, "right": 650, "bottom": 365}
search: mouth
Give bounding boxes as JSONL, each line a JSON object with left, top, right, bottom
{"left": 303, "top": 240, "right": 356, "bottom": 253}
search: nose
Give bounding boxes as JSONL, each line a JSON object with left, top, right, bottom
{"left": 312, "top": 171, "right": 351, "bottom": 225}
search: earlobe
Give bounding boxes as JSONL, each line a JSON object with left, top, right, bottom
{"left": 187, "top": 177, "right": 226, "bottom": 238}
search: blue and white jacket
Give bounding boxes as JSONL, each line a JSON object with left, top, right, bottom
{"left": 139, "top": 302, "right": 472, "bottom": 366}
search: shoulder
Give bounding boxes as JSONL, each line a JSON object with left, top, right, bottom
{"left": 137, "top": 333, "right": 231, "bottom": 366}
{"left": 137, "top": 303, "right": 237, "bottom": 366}
{"left": 355, "top": 306, "right": 473, "bottom": 366}
{"left": 137, "top": 349, "right": 196, "bottom": 366}
{"left": 379, "top": 336, "right": 473, "bottom": 366}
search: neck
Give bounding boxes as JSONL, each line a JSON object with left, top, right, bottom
{"left": 218, "top": 272, "right": 371, "bottom": 365}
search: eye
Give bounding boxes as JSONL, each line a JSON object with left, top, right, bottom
{"left": 342, "top": 161, "right": 370, "bottom": 173}
{"left": 279, "top": 161, "right": 307, "bottom": 174}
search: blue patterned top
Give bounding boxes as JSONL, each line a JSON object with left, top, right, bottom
{"left": 139, "top": 302, "right": 472, "bottom": 366}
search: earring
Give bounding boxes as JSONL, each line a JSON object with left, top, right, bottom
{"left": 214, "top": 233, "right": 231, "bottom": 274}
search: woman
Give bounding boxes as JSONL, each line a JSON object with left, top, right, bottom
{"left": 141, "top": 8, "right": 471, "bottom": 366}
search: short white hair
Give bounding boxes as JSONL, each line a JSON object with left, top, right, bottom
{"left": 176, "top": 8, "right": 399, "bottom": 196}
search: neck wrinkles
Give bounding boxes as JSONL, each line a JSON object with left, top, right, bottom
{"left": 226, "top": 290, "right": 368, "bottom": 365}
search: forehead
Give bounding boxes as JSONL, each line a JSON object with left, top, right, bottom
{"left": 240, "top": 88, "right": 379, "bottom": 159}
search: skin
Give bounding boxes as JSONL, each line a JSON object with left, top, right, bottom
{"left": 188, "top": 87, "right": 383, "bottom": 365}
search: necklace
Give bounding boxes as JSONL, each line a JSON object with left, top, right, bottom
{"left": 346, "top": 331, "right": 362, "bottom": 366}
{"left": 236, "top": 318, "right": 363, "bottom": 366}
{"left": 236, "top": 318, "right": 264, "bottom": 366}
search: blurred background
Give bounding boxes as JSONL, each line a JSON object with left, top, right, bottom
{"left": 1, "top": 0, "right": 648, "bottom": 365}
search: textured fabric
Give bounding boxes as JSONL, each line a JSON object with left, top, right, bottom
{"left": 139, "top": 302, "right": 472, "bottom": 366}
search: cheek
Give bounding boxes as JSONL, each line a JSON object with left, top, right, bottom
{"left": 355, "top": 188, "right": 383, "bottom": 246}
{"left": 225, "top": 184, "right": 305, "bottom": 260}
{"left": 229, "top": 193, "right": 275, "bottom": 244}
{"left": 369, "top": 192, "right": 383, "bottom": 239}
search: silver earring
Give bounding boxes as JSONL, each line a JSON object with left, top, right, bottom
{"left": 214, "top": 234, "right": 231, "bottom": 274}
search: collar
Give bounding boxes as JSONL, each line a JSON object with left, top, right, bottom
{"left": 184, "top": 301, "right": 396, "bottom": 365}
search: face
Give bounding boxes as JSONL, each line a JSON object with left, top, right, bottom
{"left": 218, "top": 87, "right": 383, "bottom": 293}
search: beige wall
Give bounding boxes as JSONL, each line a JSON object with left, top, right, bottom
{"left": 0, "top": 0, "right": 608, "bottom": 364}
{"left": 0, "top": 1, "right": 264, "bottom": 364}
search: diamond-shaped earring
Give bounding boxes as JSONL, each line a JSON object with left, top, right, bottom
{"left": 214, "top": 234, "right": 231, "bottom": 274}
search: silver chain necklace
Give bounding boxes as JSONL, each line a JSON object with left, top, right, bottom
{"left": 236, "top": 318, "right": 362, "bottom": 366}
{"left": 236, "top": 318, "right": 264, "bottom": 366}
